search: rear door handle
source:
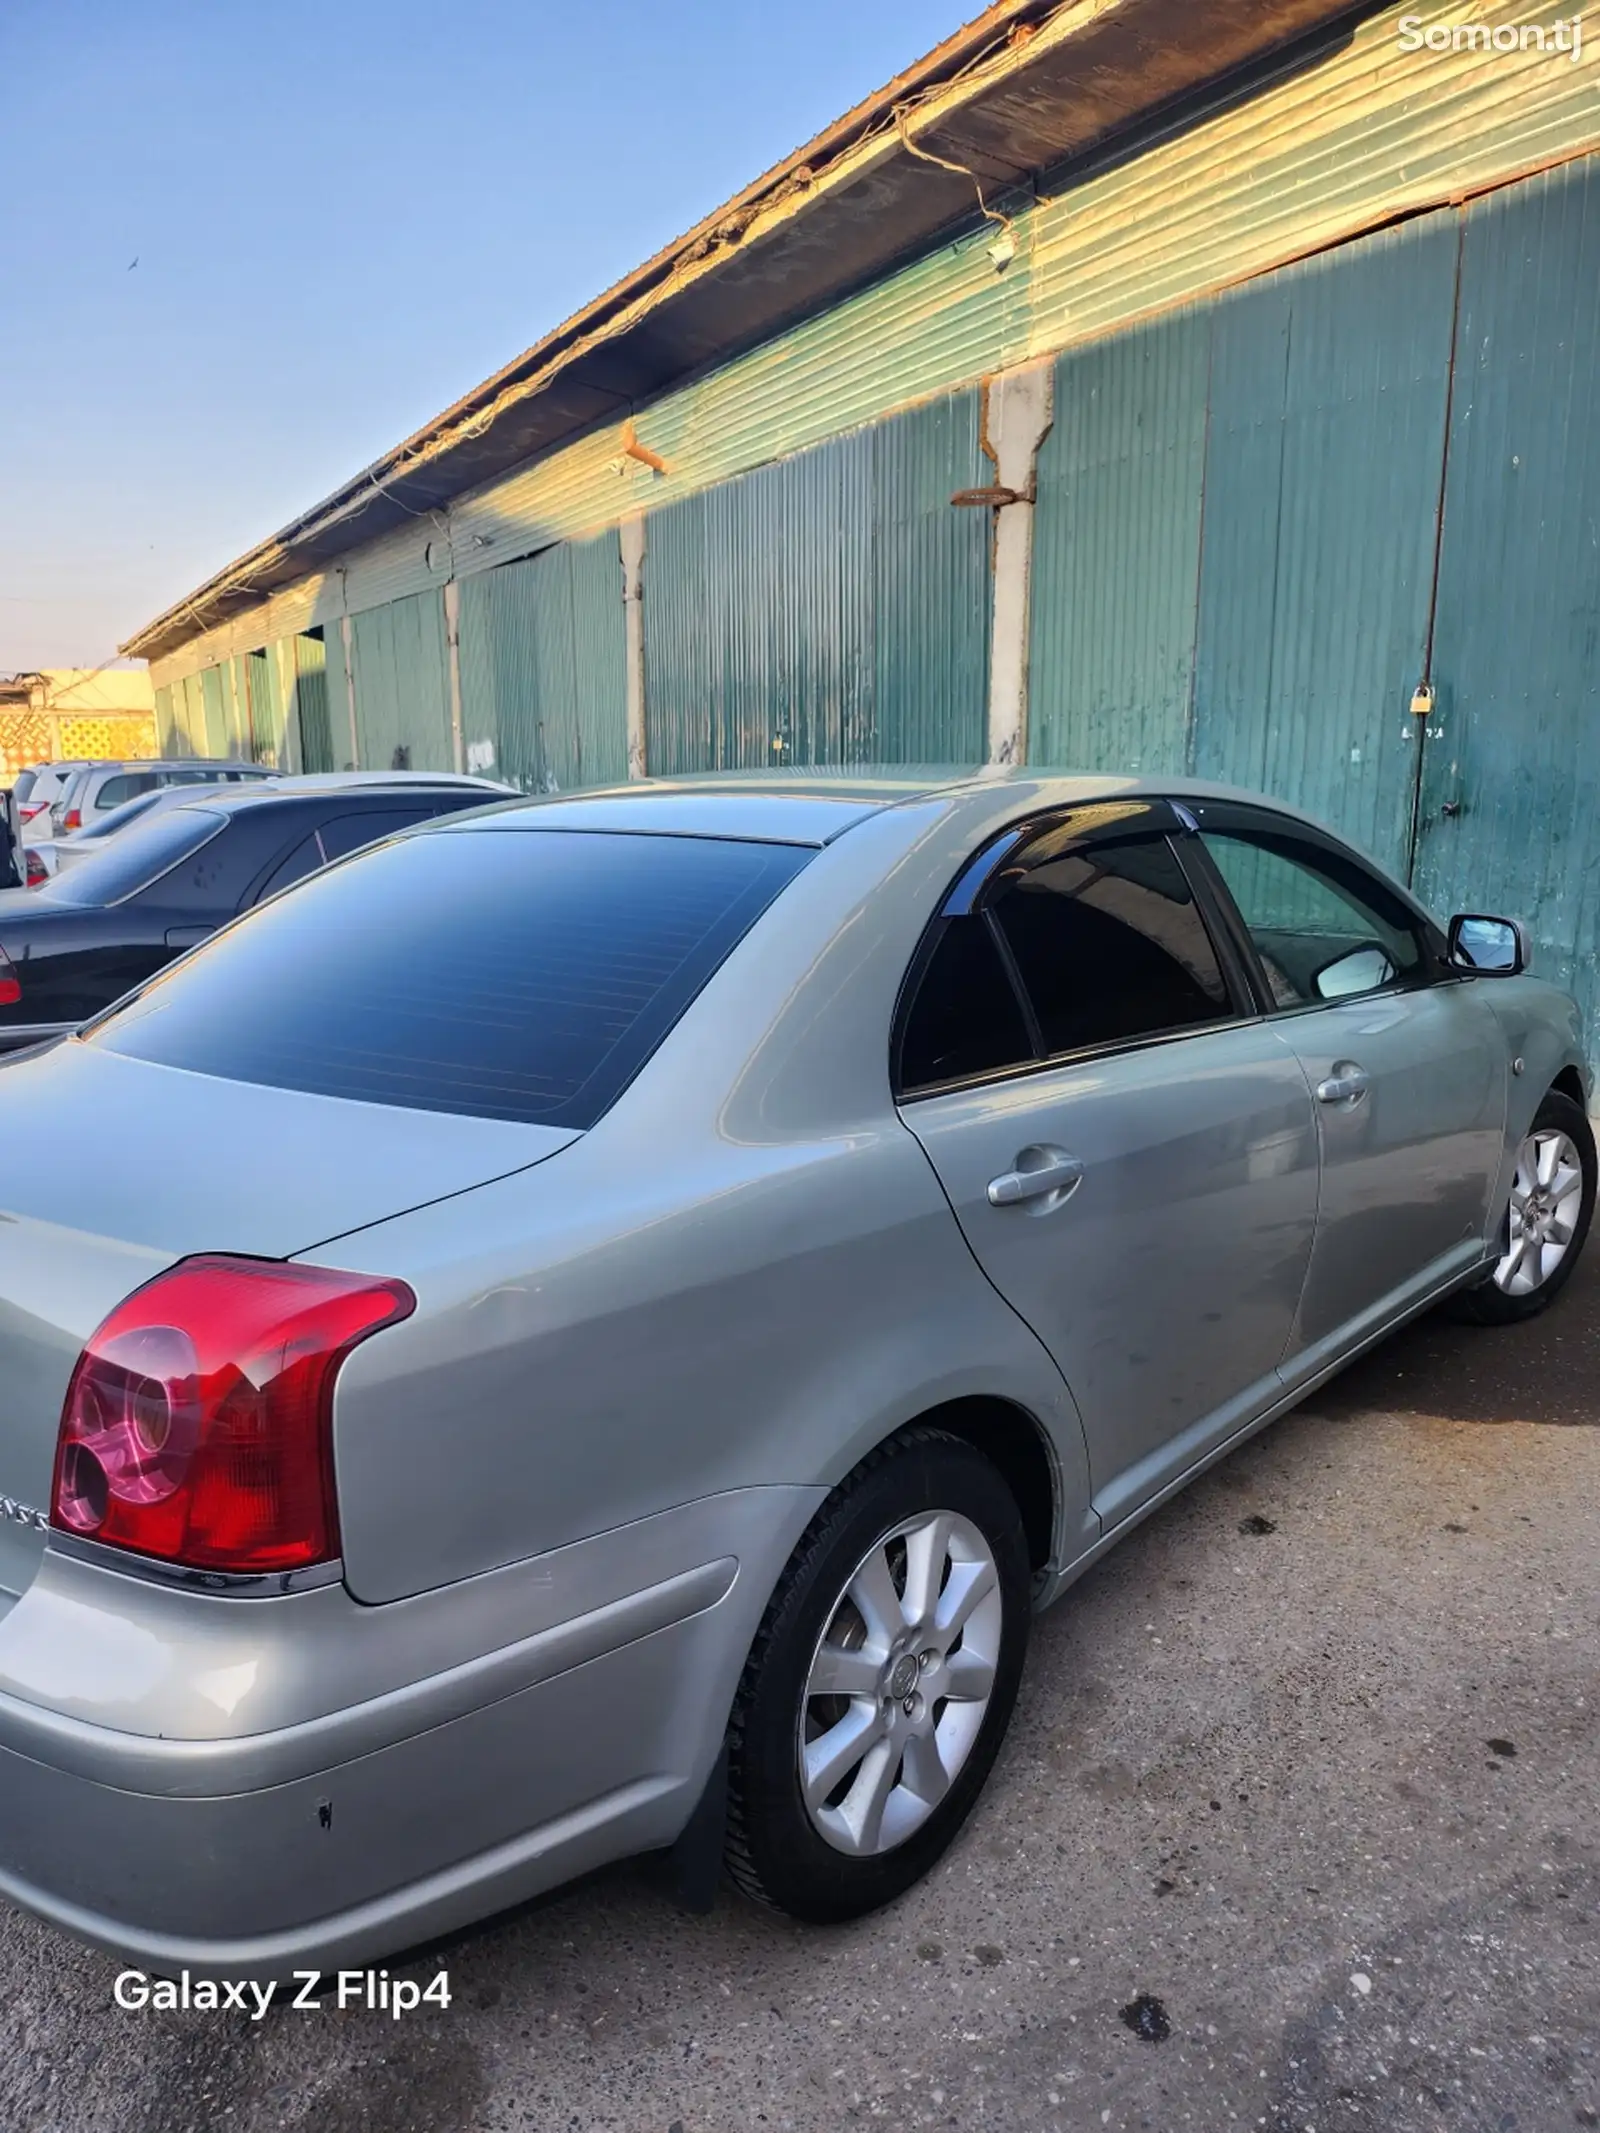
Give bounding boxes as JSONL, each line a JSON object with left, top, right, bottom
{"left": 1315, "top": 1063, "right": 1370, "bottom": 1104}
{"left": 987, "top": 1149, "right": 1085, "bottom": 1207}
{"left": 164, "top": 925, "right": 214, "bottom": 949}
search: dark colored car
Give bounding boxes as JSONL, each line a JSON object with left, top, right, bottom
{"left": 0, "top": 783, "right": 495, "bottom": 1051}
{"left": 0, "top": 787, "right": 19, "bottom": 893}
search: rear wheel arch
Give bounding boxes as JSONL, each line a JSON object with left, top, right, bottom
{"left": 890, "top": 1395, "right": 1060, "bottom": 1577}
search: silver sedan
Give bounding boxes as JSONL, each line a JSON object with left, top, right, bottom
{"left": 0, "top": 770, "right": 1590, "bottom": 1978}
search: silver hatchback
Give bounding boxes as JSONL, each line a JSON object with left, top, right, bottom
{"left": 0, "top": 771, "right": 1591, "bottom": 1977}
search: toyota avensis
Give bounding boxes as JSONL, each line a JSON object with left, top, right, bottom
{"left": 0, "top": 770, "right": 1590, "bottom": 1978}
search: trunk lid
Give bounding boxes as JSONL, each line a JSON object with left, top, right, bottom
{"left": 0, "top": 1040, "right": 577, "bottom": 1598}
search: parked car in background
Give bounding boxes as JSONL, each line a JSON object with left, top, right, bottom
{"left": 12, "top": 762, "right": 91, "bottom": 831}
{"left": 0, "top": 769, "right": 1589, "bottom": 1979}
{"left": 25, "top": 769, "right": 513, "bottom": 882}
{"left": 0, "top": 780, "right": 501, "bottom": 1049}
{"left": 0, "top": 785, "right": 18, "bottom": 891}
{"left": 47, "top": 758, "right": 275, "bottom": 837}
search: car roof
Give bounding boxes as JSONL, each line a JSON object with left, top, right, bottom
{"left": 423, "top": 767, "right": 1349, "bottom": 850}
{"left": 73, "top": 758, "right": 265, "bottom": 774}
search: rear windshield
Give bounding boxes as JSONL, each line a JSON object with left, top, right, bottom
{"left": 12, "top": 771, "right": 36, "bottom": 802}
{"left": 78, "top": 789, "right": 168, "bottom": 842}
{"left": 92, "top": 826, "right": 812, "bottom": 1127}
{"left": 43, "top": 808, "right": 227, "bottom": 907}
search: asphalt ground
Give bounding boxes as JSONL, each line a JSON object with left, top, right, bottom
{"left": 5, "top": 1254, "right": 1598, "bottom": 2133}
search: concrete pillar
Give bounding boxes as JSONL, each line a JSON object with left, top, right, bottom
{"left": 983, "top": 360, "right": 1054, "bottom": 767}
{"left": 443, "top": 579, "right": 465, "bottom": 775}
{"left": 621, "top": 515, "right": 648, "bottom": 780}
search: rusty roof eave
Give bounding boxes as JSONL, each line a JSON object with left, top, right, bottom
{"left": 123, "top": 0, "right": 1372, "bottom": 662}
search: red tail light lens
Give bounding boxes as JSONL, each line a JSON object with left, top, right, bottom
{"left": 18, "top": 802, "right": 45, "bottom": 824}
{"left": 62, "top": 809, "right": 82, "bottom": 831}
{"left": 50, "top": 1256, "right": 414, "bottom": 1573}
{"left": 0, "top": 945, "right": 18, "bottom": 1005}
{"left": 23, "top": 851, "right": 47, "bottom": 888}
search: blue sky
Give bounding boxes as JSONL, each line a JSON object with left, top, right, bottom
{"left": 0, "top": 0, "right": 962, "bottom": 672}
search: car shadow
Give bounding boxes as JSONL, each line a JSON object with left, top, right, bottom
{"left": 1298, "top": 1244, "right": 1600, "bottom": 1428}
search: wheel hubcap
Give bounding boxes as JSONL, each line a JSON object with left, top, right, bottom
{"left": 798, "top": 1509, "right": 1003, "bottom": 1857}
{"left": 1494, "top": 1128, "right": 1584, "bottom": 1296}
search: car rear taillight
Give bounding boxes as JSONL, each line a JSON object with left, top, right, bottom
{"left": 18, "top": 802, "right": 45, "bottom": 824}
{"left": 50, "top": 1256, "right": 414, "bottom": 1573}
{"left": 23, "top": 850, "right": 46, "bottom": 888}
{"left": 0, "top": 944, "right": 18, "bottom": 1005}
{"left": 62, "top": 808, "right": 81, "bottom": 832}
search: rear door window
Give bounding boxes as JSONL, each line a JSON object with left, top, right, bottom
{"left": 93, "top": 827, "right": 812, "bottom": 1127}
{"left": 992, "top": 827, "right": 1234, "bottom": 1057}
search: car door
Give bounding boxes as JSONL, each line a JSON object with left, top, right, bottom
{"left": 896, "top": 799, "right": 1320, "bottom": 1530}
{"left": 1185, "top": 800, "right": 1507, "bottom": 1375}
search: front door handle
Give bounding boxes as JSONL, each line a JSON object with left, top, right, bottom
{"left": 987, "top": 1148, "right": 1085, "bottom": 1207}
{"left": 164, "top": 925, "right": 214, "bottom": 949}
{"left": 1315, "top": 1062, "right": 1370, "bottom": 1104}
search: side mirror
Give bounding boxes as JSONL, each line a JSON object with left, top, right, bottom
{"left": 1448, "top": 913, "right": 1528, "bottom": 976}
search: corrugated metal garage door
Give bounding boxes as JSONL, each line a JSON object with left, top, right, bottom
{"left": 1417, "top": 158, "right": 1600, "bottom": 1046}
{"left": 1029, "top": 213, "right": 1459, "bottom": 882}
{"left": 244, "top": 648, "right": 284, "bottom": 765}
{"left": 1192, "top": 213, "right": 1459, "bottom": 880}
{"left": 349, "top": 589, "right": 454, "bottom": 772}
{"left": 456, "top": 534, "right": 626, "bottom": 792}
{"left": 292, "top": 632, "right": 334, "bottom": 773}
{"left": 644, "top": 390, "right": 989, "bottom": 773}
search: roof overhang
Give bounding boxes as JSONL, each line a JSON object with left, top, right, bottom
{"left": 124, "top": 0, "right": 1375, "bottom": 663}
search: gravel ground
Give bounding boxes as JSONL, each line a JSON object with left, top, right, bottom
{"left": 5, "top": 1258, "right": 1597, "bottom": 2133}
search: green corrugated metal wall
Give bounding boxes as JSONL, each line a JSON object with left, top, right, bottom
{"left": 1417, "top": 158, "right": 1600, "bottom": 1050}
{"left": 645, "top": 390, "right": 989, "bottom": 773}
{"left": 1030, "top": 309, "right": 1211, "bottom": 777}
{"left": 153, "top": 683, "right": 176, "bottom": 756}
{"left": 200, "top": 668, "right": 228, "bottom": 758}
{"left": 871, "top": 392, "right": 992, "bottom": 762}
{"left": 178, "top": 673, "right": 205, "bottom": 755}
{"left": 349, "top": 589, "right": 453, "bottom": 771}
{"left": 457, "top": 534, "right": 627, "bottom": 792}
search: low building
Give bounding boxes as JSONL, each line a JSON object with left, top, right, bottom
{"left": 124, "top": 0, "right": 1600, "bottom": 1058}
{"left": 0, "top": 668, "right": 157, "bottom": 780}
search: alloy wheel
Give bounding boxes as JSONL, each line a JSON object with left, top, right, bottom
{"left": 1494, "top": 1128, "right": 1584, "bottom": 1296}
{"left": 798, "top": 1509, "right": 1003, "bottom": 1857}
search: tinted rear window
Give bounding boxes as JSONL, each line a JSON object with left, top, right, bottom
{"left": 92, "top": 827, "right": 812, "bottom": 1127}
{"left": 12, "top": 771, "right": 36, "bottom": 802}
{"left": 43, "top": 808, "right": 227, "bottom": 907}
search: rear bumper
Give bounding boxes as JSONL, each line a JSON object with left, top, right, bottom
{"left": 0, "top": 1488, "right": 821, "bottom": 1978}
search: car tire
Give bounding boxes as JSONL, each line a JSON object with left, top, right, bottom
{"left": 724, "top": 1427, "right": 1032, "bottom": 1923}
{"left": 1451, "top": 1088, "right": 1596, "bottom": 1325}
